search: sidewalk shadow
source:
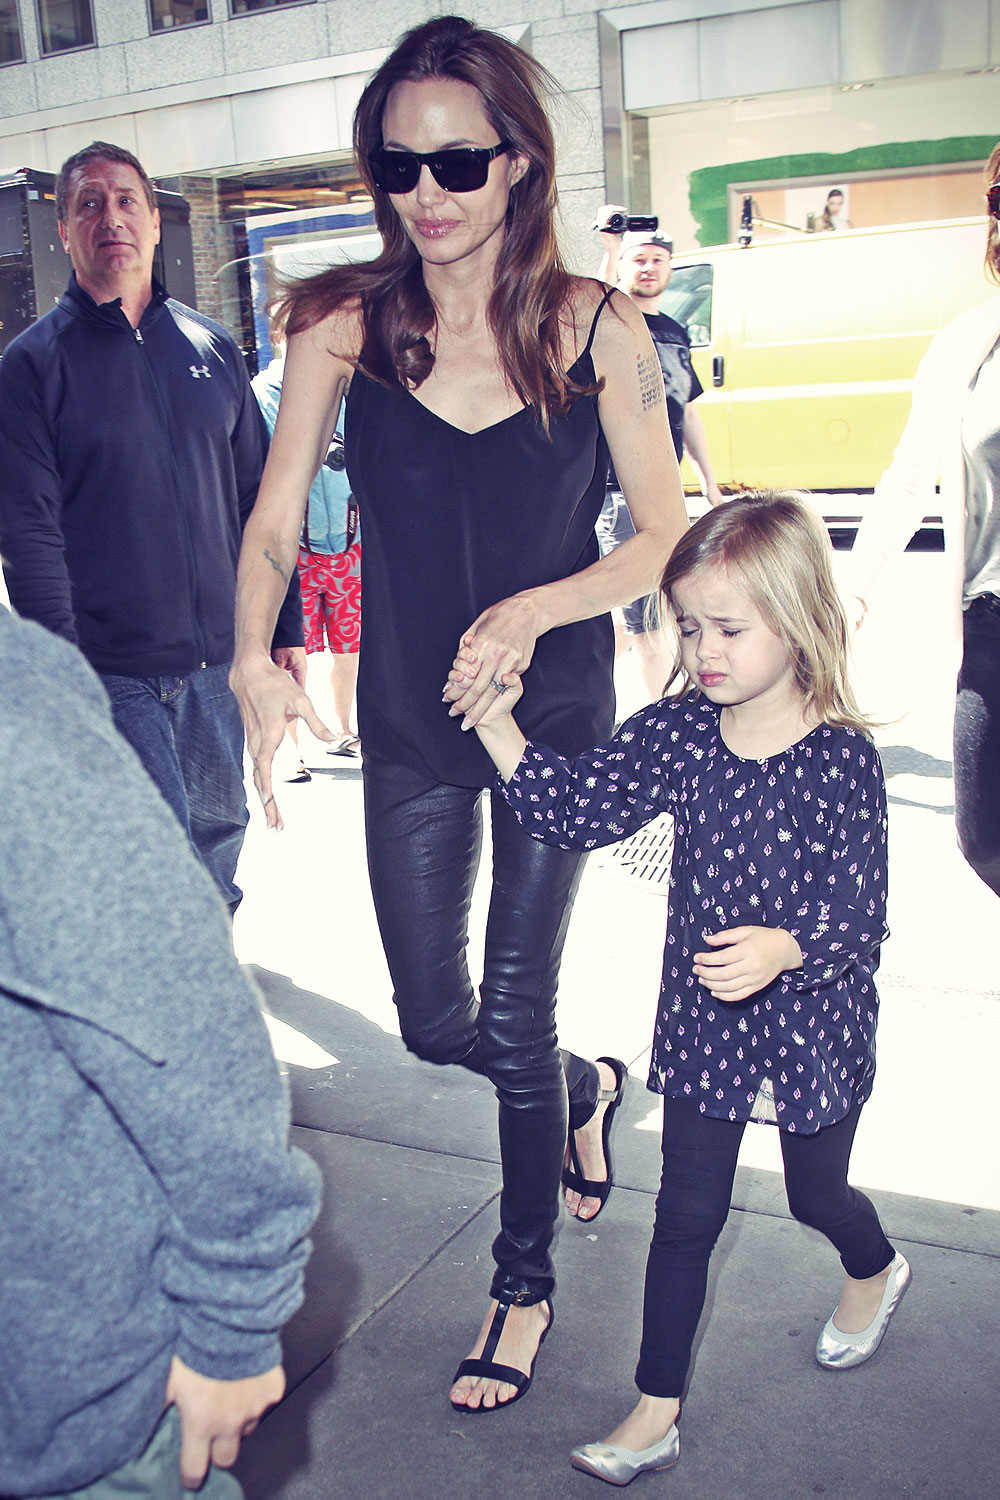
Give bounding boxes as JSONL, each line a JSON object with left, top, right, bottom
{"left": 248, "top": 965, "right": 502, "bottom": 1158}
{"left": 237, "top": 966, "right": 504, "bottom": 1497}
{"left": 879, "top": 743, "right": 954, "bottom": 815}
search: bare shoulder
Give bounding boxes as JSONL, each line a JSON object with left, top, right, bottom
{"left": 926, "top": 294, "right": 1000, "bottom": 370}
{"left": 294, "top": 298, "right": 365, "bottom": 367}
{"left": 283, "top": 301, "right": 364, "bottom": 419}
{"left": 562, "top": 277, "right": 640, "bottom": 367}
{"left": 579, "top": 285, "right": 655, "bottom": 388}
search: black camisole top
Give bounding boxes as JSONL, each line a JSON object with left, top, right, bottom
{"left": 344, "top": 287, "right": 616, "bottom": 788}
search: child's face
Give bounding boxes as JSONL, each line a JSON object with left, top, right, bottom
{"left": 671, "top": 564, "right": 797, "bottom": 712}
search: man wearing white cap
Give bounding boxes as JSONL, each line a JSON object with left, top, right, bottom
{"left": 596, "top": 208, "right": 722, "bottom": 699}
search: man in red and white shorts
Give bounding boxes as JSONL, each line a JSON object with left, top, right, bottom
{"left": 297, "top": 541, "right": 361, "bottom": 760}
{"left": 253, "top": 348, "right": 361, "bottom": 779}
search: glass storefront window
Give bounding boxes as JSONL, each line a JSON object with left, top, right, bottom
{"left": 36, "top": 0, "right": 94, "bottom": 53}
{"left": 1, "top": 0, "right": 24, "bottom": 63}
{"left": 158, "top": 160, "right": 373, "bottom": 371}
{"left": 149, "top": 0, "right": 209, "bottom": 32}
{"left": 229, "top": 0, "right": 312, "bottom": 15}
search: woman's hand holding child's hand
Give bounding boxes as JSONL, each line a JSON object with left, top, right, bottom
{"left": 440, "top": 593, "right": 541, "bottom": 728}
{"left": 693, "top": 926, "right": 803, "bottom": 1003}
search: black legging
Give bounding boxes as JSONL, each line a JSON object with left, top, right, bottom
{"left": 363, "top": 756, "right": 601, "bottom": 1305}
{"left": 954, "top": 595, "right": 1000, "bottom": 898}
{"left": 635, "top": 1095, "right": 895, "bottom": 1397}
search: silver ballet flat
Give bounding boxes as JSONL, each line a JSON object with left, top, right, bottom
{"left": 815, "top": 1252, "right": 911, "bottom": 1370}
{"left": 570, "top": 1425, "right": 680, "bottom": 1486}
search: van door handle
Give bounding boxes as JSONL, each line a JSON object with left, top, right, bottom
{"left": 712, "top": 355, "right": 725, "bottom": 387}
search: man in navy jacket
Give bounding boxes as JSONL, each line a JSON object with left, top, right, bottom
{"left": 0, "top": 141, "right": 303, "bottom": 913}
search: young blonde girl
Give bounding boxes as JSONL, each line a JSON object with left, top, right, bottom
{"left": 448, "top": 491, "right": 909, "bottom": 1484}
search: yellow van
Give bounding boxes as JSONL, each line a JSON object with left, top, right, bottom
{"left": 663, "top": 218, "right": 994, "bottom": 494}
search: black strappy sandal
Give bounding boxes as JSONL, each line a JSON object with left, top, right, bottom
{"left": 562, "top": 1056, "right": 628, "bottom": 1222}
{"left": 450, "top": 1298, "right": 554, "bottom": 1414}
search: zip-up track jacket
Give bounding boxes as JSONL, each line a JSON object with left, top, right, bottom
{"left": 0, "top": 274, "right": 302, "bottom": 676}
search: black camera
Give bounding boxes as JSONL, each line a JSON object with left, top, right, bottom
{"left": 596, "top": 212, "right": 659, "bottom": 235}
{"left": 324, "top": 433, "right": 346, "bottom": 472}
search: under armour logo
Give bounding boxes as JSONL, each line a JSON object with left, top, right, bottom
{"left": 189, "top": 364, "right": 212, "bottom": 379}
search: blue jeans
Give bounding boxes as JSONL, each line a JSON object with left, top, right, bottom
{"left": 99, "top": 665, "right": 248, "bottom": 915}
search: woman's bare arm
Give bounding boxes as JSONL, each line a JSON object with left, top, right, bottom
{"left": 446, "top": 285, "right": 687, "bottom": 725}
{"left": 231, "top": 309, "right": 359, "bottom": 827}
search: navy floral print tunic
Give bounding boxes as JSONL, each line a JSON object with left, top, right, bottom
{"left": 501, "top": 699, "right": 888, "bottom": 1134}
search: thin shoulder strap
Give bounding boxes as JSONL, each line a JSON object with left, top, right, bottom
{"left": 580, "top": 282, "right": 616, "bottom": 360}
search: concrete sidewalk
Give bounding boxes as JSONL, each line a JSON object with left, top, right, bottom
{"left": 229, "top": 732, "right": 999, "bottom": 1499}
{"left": 232, "top": 966, "right": 997, "bottom": 1500}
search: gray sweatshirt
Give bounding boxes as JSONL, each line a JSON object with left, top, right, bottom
{"left": 0, "top": 608, "right": 321, "bottom": 1495}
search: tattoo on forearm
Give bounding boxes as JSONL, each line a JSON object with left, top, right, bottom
{"left": 263, "top": 549, "right": 290, "bottom": 586}
{"left": 638, "top": 353, "right": 664, "bottom": 412}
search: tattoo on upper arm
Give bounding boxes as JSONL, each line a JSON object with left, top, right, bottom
{"left": 263, "top": 549, "right": 290, "bottom": 586}
{"left": 637, "top": 353, "right": 664, "bottom": 413}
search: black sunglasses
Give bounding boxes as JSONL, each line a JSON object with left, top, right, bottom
{"left": 367, "top": 141, "right": 513, "bottom": 195}
{"left": 988, "top": 180, "right": 1000, "bottom": 219}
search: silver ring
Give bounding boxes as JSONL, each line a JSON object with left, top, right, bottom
{"left": 490, "top": 678, "right": 509, "bottom": 694}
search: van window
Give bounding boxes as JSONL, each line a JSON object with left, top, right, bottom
{"left": 661, "top": 264, "right": 713, "bottom": 346}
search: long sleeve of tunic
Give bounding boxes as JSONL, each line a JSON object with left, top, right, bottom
{"left": 499, "top": 699, "right": 888, "bottom": 1132}
{"left": 0, "top": 607, "right": 320, "bottom": 1496}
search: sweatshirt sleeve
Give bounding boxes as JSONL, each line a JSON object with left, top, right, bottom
{"left": 0, "top": 625, "right": 320, "bottom": 1378}
{"left": 0, "top": 339, "right": 80, "bottom": 644}
{"left": 782, "top": 738, "right": 889, "bottom": 992}
{"left": 847, "top": 325, "right": 946, "bottom": 606}
{"left": 500, "top": 704, "right": 678, "bottom": 849}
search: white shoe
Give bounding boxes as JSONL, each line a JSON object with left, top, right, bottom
{"left": 815, "top": 1252, "right": 911, "bottom": 1369}
{"left": 570, "top": 1425, "right": 680, "bottom": 1486}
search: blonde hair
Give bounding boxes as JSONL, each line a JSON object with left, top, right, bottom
{"left": 660, "top": 490, "right": 871, "bottom": 734}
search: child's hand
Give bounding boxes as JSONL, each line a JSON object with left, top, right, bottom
{"left": 442, "top": 643, "right": 479, "bottom": 707}
{"left": 693, "top": 926, "right": 803, "bottom": 1003}
{"left": 444, "top": 651, "right": 526, "bottom": 781}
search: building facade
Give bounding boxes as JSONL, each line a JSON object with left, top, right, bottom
{"left": 2, "top": 0, "right": 998, "bottom": 364}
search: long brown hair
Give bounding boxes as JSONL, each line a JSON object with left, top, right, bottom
{"left": 278, "top": 15, "right": 595, "bottom": 427}
{"left": 985, "top": 142, "right": 1000, "bottom": 286}
{"left": 660, "top": 491, "right": 872, "bottom": 735}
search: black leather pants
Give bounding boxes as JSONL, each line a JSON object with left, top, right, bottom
{"left": 363, "top": 756, "right": 601, "bottom": 1304}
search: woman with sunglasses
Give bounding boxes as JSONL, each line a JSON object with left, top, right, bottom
{"left": 231, "top": 15, "right": 687, "bottom": 1415}
{"left": 850, "top": 144, "right": 1000, "bottom": 899}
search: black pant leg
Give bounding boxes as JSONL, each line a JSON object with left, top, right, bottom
{"left": 481, "top": 791, "right": 591, "bottom": 1300}
{"left": 780, "top": 1101, "right": 894, "bottom": 1280}
{"left": 635, "top": 1098, "right": 746, "bottom": 1397}
{"left": 363, "top": 757, "right": 485, "bottom": 1070}
{"left": 954, "top": 597, "right": 1000, "bottom": 898}
{"left": 362, "top": 759, "right": 596, "bottom": 1299}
